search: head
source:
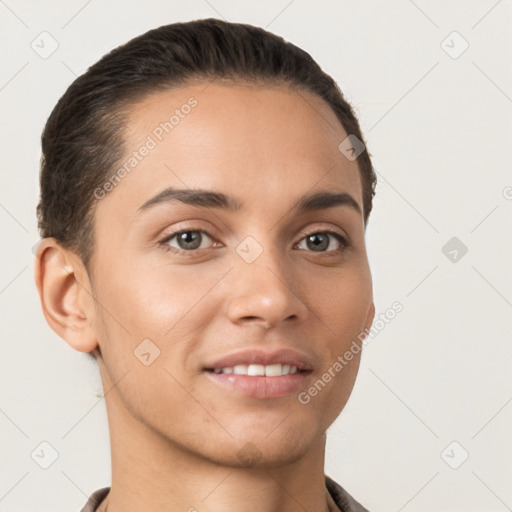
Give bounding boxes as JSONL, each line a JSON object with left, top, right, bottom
{"left": 35, "top": 18, "right": 377, "bottom": 467}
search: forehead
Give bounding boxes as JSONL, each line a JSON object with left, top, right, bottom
{"left": 100, "top": 82, "right": 363, "bottom": 216}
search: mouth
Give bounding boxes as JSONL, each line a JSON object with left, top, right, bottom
{"left": 203, "top": 347, "right": 314, "bottom": 374}
{"left": 204, "top": 364, "right": 310, "bottom": 376}
{"left": 202, "top": 348, "right": 315, "bottom": 399}
{"left": 203, "top": 364, "right": 313, "bottom": 399}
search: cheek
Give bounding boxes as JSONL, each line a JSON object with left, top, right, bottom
{"left": 310, "top": 268, "right": 372, "bottom": 339}
{"left": 295, "top": 268, "right": 371, "bottom": 410}
{"left": 93, "top": 260, "right": 228, "bottom": 390}
{"left": 99, "top": 262, "right": 218, "bottom": 338}
{"left": 92, "top": 265, "right": 201, "bottom": 426}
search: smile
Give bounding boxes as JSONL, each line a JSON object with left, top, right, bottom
{"left": 208, "top": 363, "right": 302, "bottom": 376}
{"left": 204, "top": 367, "right": 312, "bottom": 399}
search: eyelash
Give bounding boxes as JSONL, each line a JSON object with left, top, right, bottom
{"left": 158, "top": 227, "right": 349, "bottom": 255}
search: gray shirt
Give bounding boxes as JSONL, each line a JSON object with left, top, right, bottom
{"left": 80, "top": 475, "right": 370, "bottom": 512}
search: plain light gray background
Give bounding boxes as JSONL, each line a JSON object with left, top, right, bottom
{"left": 1, "top": 1, "right": 511, "bottom": 511}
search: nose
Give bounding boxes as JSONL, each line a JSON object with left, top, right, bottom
{"left": 225, "top": 243, "right": 310, "bottom": 329}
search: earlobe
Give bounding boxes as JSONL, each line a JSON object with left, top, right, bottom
{"left": 34, "top": 238, "right": 98, "bottom": 353}
{"left": 364, "top": 301, "right": 376, "bottom": 334}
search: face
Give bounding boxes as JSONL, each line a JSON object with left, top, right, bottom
{"left": 88, "top": 82, "right": 374, "bottom": 467}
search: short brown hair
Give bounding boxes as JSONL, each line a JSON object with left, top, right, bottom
{"left": 37, "top": 18, "right": 377, "bottom": 272}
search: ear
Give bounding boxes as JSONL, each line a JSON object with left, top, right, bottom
{"left": 363, "top": 300, "right": 375, "bottom": 334}
{"left": 34, "top": 238, "right": 98, "bottom": 353}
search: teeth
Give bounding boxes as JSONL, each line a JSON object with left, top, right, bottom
{"left": 213, "top": 364, "right": 299, "bottom": 376}
{"left": 265, "top": 364, "right": 283, "bottom": 377}
{"left": 247, "top": 364, "right": 265, "bottom": 376}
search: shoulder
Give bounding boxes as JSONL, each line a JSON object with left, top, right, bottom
{"left": 325, "top": 474, "right": 370, "bottom": 512}
{"left": 80, "top": 486, "right": 110, "bottom": 512}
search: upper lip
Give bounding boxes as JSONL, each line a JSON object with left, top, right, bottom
{"left": 204, "top": 348, "right": 314, "bottom": 372}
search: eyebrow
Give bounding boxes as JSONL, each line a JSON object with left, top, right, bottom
{"left": 136, "top": 187, "right": 362, "bottom": 216}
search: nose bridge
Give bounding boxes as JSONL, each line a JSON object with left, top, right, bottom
{"left": 226, "top": 230, "right": 307, "bottom": 326}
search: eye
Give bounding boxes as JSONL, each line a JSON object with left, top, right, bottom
{"left": 159, "top": 229, "right": 215, "bottom": 253}
{"left": 158, "top": 227, "right": 349, "bottom": 255}
{"left": 295, "top": 230, "right": 348, "bottom": 253}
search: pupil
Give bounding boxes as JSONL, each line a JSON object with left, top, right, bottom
{"left": 179, "top": 231, "right": 200, "bottom": 250}
{"left": 308, "top": 234, "right": 328, "bottom": 251}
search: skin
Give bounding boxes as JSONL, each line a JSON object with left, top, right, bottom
{"left": 35, "top": 81, "right": 375, "bottom": 512}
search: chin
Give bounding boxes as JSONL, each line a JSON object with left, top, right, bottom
{"left": 205, "top": 439, "right": 313, "bottom": 469}
{"left": 195, "top": 422, "right": 321, "bottom": 469}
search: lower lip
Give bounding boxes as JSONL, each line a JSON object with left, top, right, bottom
{"left": 204, "top": 371, "right": 311, "bottom": 399}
